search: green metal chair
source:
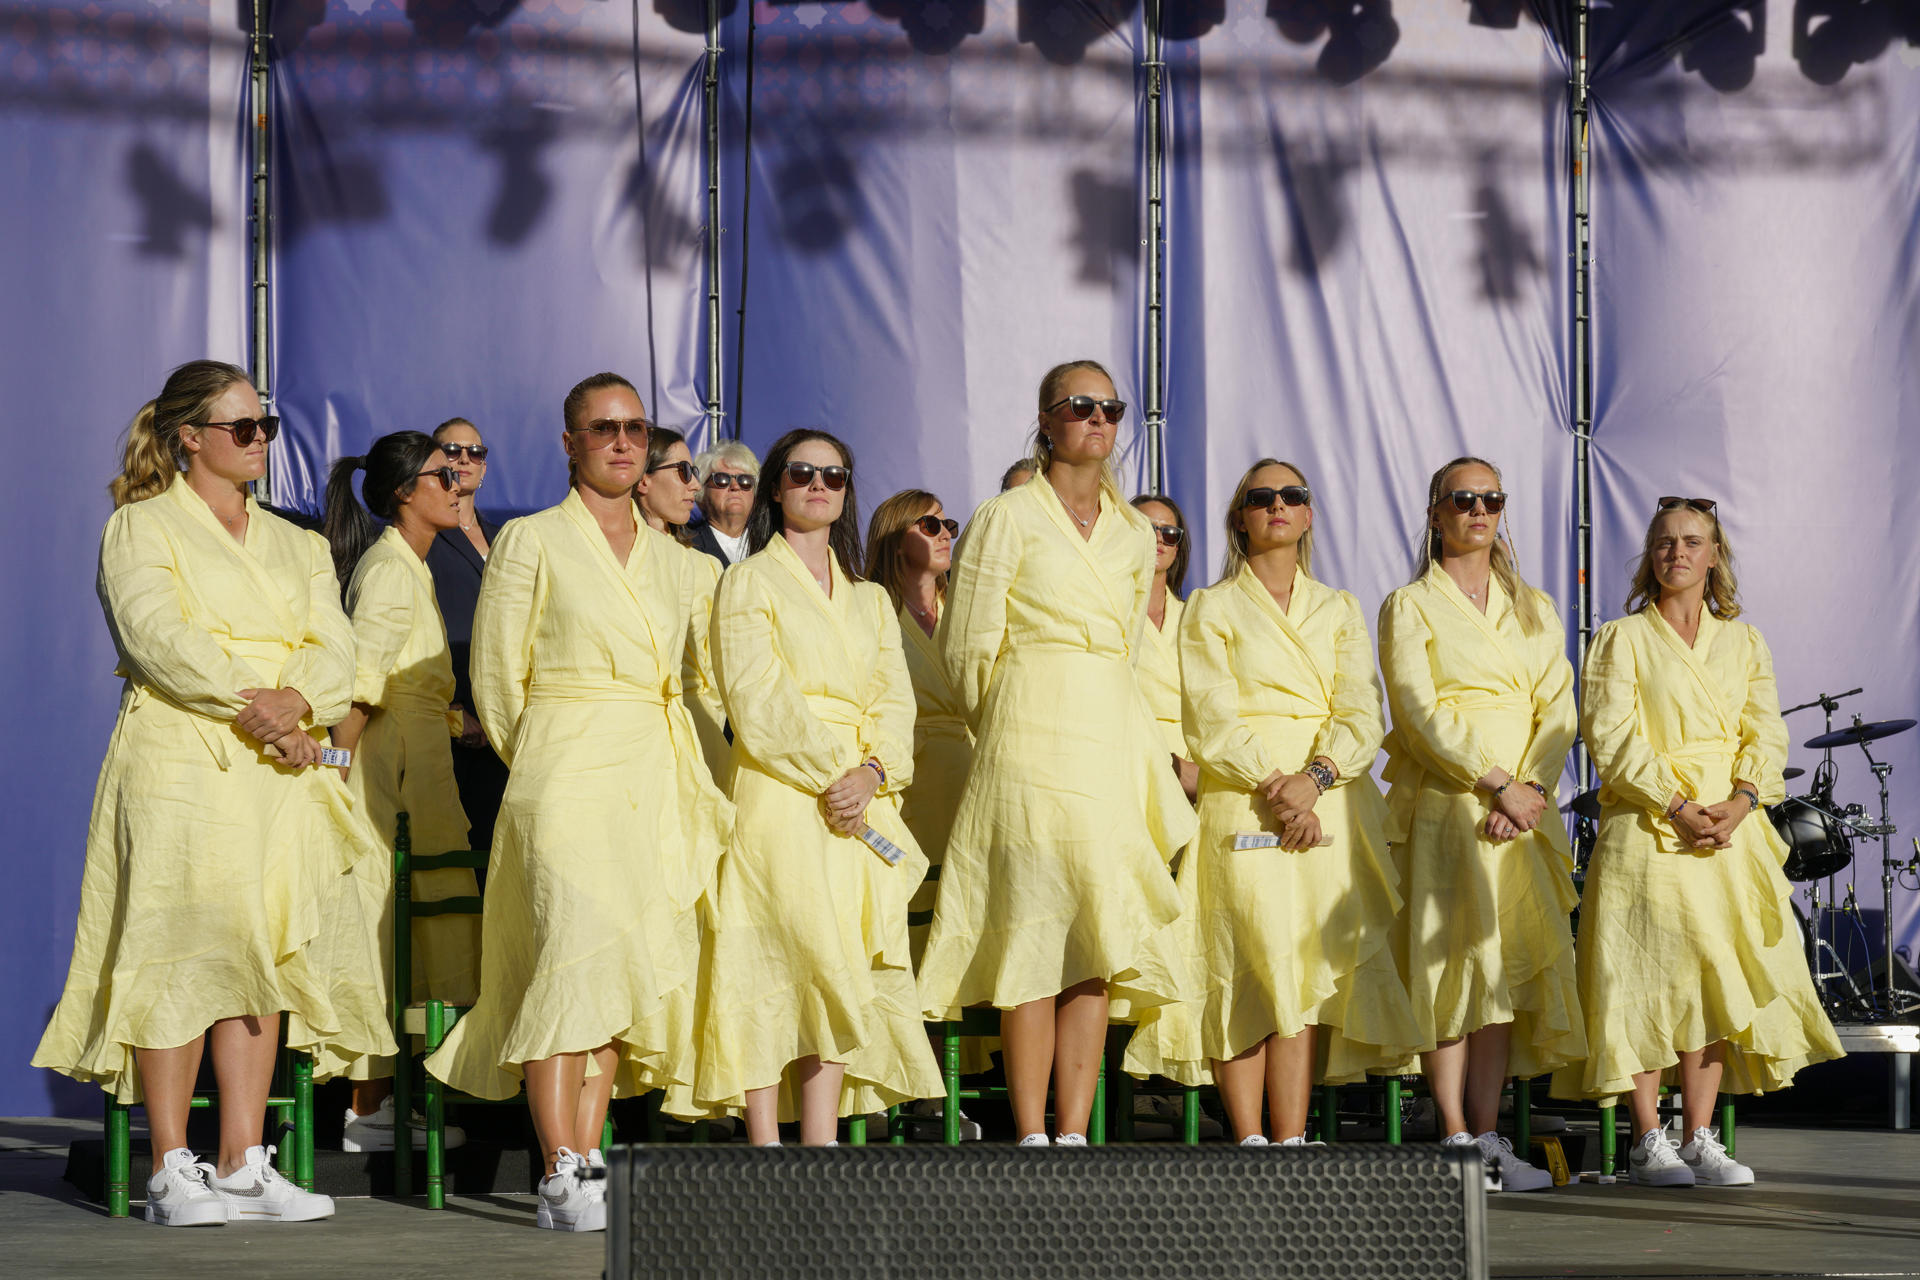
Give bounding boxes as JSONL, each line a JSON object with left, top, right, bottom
{"left": 933, "top": 1008, "right": 1107, "bottom": 1144}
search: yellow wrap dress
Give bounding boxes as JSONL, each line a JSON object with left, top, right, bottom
{"left": 35, "top": 477, "right": 394, "bottom": 1100}
{"left": 676, "top": 543, "right": 731, "bottom": 785}
{"left": 338, "top": 527, "right": 482, "bottom": 1081}
{"left": 1378, "top": 568, "right": 1585, "bottom": 1078}
{"left": 698, "top": 535, "right": 942, "bottom": 1119}
{"left": 917, "top": 479, "right": 1197, "bottom": 1023}
{"left": 424, "top": 493, "right": 731, "bottom": 1111}
{"left": 1180, "top": 566, "right": 1421, "bottom": 1083}
{"left": 1552, "top": 608, "right": 1842, "bottom": 1100}
{"left": 896, "top": 601, "right": 973, "bottom": 967}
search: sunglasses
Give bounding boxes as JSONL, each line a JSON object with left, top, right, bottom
{"left": 1043, "top": 395, "right": 1128, "bottom": 425}
{"left": 1440, "top": 488, "right": 1507, "bottom": 515}
{"left": 648, "top": 460, "right": 697, "bottom": 484}
{"left": 1150, "top": 522, "right": 1184, "bottom": 547}
{"left": 440, "top": 443, "right": 489, "bottom": 462}
{"left": 569, "top": 417, "right": 651, "bottom": 445}
{"left": 416, "top": 466, "right": 459, "bottom": 491}
{"left": 705, "top": 472, "right": 756, "bottom": 492}
{"left": 1657, "top": 496, "right": 1717, "bottom": 516}
{"left": 195, "top": 416, "right": 280, "bottom": 447}
{"left": 1241, "top": 485, "right": 1312, "bottom": 510}
{"left": 913, "top": 515, "right": 960, "bottom": 538}
{"left": 784, "top": 461, "right": 850, "bottom": 492}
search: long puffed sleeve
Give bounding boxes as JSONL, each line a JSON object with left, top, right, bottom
{"left": 1179, "top": 593, "right": 1277, "bottom": 792}
{"left": 345, "top": 555, "right": 414, "bottom": 709}
{"left": 1732, "top": 625, "right": 1791, "bottom": 805}
{"left": 857, "top": 586, "right": 917, "bottom": 795}
{"left": 1516, "top": 595, "right": 1578, "bottom": 792}
{"left": 96, "top": 506, "right": 256, "bottom": 720}
{"left": 1309, "top": 592, "right": 1387, "bottom": 786}
{"left": 468, "top": 520, "right": 543, "bottom": 767}
{"left": 1580, "top": 621, "right": 1680, "bottom": 815}
{"left": 939, "top": 498, "right": 1020, "bottom": 729}
{"left": 713, "top": 566, "right": 852, "bottom": 795}
{"left": 1377, "top": 592, "right": 1500, "bottom": 790}
{"left": 275, "top": 530, "right": 358, "bottom": 727}
{"left": 679, "top": 551, "right": 731, "bottom": 775}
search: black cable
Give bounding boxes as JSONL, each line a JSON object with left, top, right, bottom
{"left": 728, "top": 3, "right": 757, "bottom": 440}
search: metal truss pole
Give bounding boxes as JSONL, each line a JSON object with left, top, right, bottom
{"left": 704, "top": 0, "right": 728, "bottom": 442}
{"left": 250, "top": 0, "right": 274, "bottom": 502}
{"left": 1570, "top": 0, "right": 1593, "bottom": 785}
{"left": 1141, "top": 0, "right": 1167, "bottom": 495}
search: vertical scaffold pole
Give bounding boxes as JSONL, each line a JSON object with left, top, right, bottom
{"left": 249, "top": 0, "right": 274, "bottom": 503}
{"left": 704, "top": 1, "right": 728, "bottom": 442}
{"left": 1141, "top": 1, "right": 1168, "bottom": 495}
{"left": 1570, "top": 0, "right": 1593, "bottom": 786}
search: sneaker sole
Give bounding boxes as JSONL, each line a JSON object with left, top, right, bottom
{"left": 223, "top": 1199, "right": 337, "bottom": 1223}
{"left": 341, "top": 1134, "right": 467, "bottom": 1153}
{"left": 144, "top": 1201, "right": 228, "bottom": 1227}
{"left": 1691, "top": 1170, "right": 1755, "bottom": 1186}
{"left": 535, "top": 1202, "right": 607, "bottom": 1232}
{"left": 1628, "top": 1168, "right": 1695, "bottom": 1187}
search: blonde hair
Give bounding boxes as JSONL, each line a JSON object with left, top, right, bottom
{"left": 1219, "top": 458, "right": 1316, "bottom": 583}
{"left": 1029, "top": 358, "right": 1124, "bottom": 499}
{"left": 864, "top": 489, "right": 947, "bottom": 610}
{"left": 1415, "top": 455, "right": 1544, "bottom": 636}
{"left": 110, "top": 360, "right": 251, "bottom": 507}
{"left": 1624, "top": 503, "right": 1742, "bottom": 619}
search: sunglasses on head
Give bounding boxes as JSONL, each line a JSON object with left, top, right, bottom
{"left": 570, "top": 417, "right": 651, "bottom": 445}
{"left": 1043, "top": 395, "right": 1128, "bottom": 425}
{"left": 784, "top": 461, "right": 850, "bottom": 492}
{"left": 440, "top": 443, "right": 488, "bottom": 462}
{"left": 195, "top": 416, "right": 280, "bottom": 447}
{"left": 648, "top": 460, "right": 696, "bottom": 484}
{"left": 1440, "top": 488, "right": 1506, "bottom": 515}
{"left": 914, "top": 515, "right": 960, "bottom": 538}
{"left": 705, "top": 472, "right": 756, "bottom": 492}
{"left": 1150, "top": 522, "right": 1184, "bottom": 547}
{"left": 1241, "top": 485, "right": 1312, "bottom": 510}
{"left": 1657, "top": 496, "right": 1717, "bottom": 516}
{"left": 415, "top": 466, "right": 459, "bottom": 492}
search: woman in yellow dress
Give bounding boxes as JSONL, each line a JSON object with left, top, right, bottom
{"left": 320, "top": 431, "right": 482, "bottom": 1154}
{"left": 638, "top": 424, "right": 729, "bottom": 783}
{"left": 425, "top": 373, "right": 731, "bottom": 1231}
{"left": 1378, "top": 456, "right": 1583, "bottom": 1190}
{"left": 1181, "top": 459, "right": 1420, "bottom": 1146}
{"left": 918, "top": 360, "right": 1197, "bottom": 1147}
{"left": 34, "top": 360, "right": 388, "bottom": 1225}
{"left": 699, "top": 431, "right": 941, "bottom": 1145}
{"left": 1553, "top": 498, "right": 1841, "bottom": 1186}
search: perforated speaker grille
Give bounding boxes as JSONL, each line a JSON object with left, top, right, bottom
{"left": 609, "top": 1144, "right": 1486, "bottom": 1279}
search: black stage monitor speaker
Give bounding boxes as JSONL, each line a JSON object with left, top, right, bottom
{"left": 608, "top": 1143, "right": 1487, "bottom": 1279}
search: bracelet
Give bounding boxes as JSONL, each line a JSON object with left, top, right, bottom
{"left": 862, "top": 758, "right": 886, "bottom": 788}
{"left": 1666, "top": 796, "right": 1689, "bottom": 820}
{"left": 1735, "top": 787, "right": 1759, "bottom": 812}
{"left": 1491, "top": 779, "right": 1512, "bottom": 799}
{"left": 1525, "top": 781, "right": 1547, "bottom": 798}
{"left": 1304, "top": 761, "right": 1335, "bottom": 794}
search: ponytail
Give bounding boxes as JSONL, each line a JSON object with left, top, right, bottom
{"left": 323, "top": 456, "right": 376, "bottom": 593}
{"left": 109, "top": 360, "right": 251, "bottom": 507}
{"left": 321, "top": 429, "right": 445, "bottom": 591}
{"left": 110, "top": 402, "right": 178, "bottom": 507}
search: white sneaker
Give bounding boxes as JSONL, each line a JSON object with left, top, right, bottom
{"left": 1679, "top": 1127, "right": 1753, "bottom": 1186}
{"left": 143, "top": 1148, "right": 228, "bottom": 1227}
{"left": 535, "top": 1148, "right": 605, "bottom": 1232}
{"left": 1238, "top": 1135, "right": 1270, "bottom": 1147}
{"left": 208, "top": 1146, "right": 335, "bottom": 1222}
{"left": 1443, "top": 1131, "right": 1499, "bottom": 1191}
{"left": 341, "top": 1095, "right": 467, "bottom": 1152}
{"left": 903, "top": 1097, "right": 984, "bottom": 1141}
{"left": 1278, "top": 1135, "right": 1328, "bottom": 1147}
{"left": 1054, "top": 1132, "right": 1088, "bottom": 1147}
{"left": 1475, "top": 1131, "right": 1554, "bottom": 1192}
{"left": 1627, "top": 1129, "right": 1695, "bottom": 1187}
{"left": 1017, "top": 1134, "right": 1050, "bottom": 1147}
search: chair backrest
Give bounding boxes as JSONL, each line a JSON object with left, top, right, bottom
{"left": 393, "top": 811, "right": 487, "bottom": 1026}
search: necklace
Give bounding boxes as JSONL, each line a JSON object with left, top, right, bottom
{"left": 906, "top": 599, "right": 936, "bottom": 622}
{"left": 1056, "top": 488, "right": 1096, "bottom": 528}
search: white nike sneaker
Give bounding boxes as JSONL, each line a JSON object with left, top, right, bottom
{"left": 143, "top": 1148, "right": 228, "bottom": 1227}
{"left": 535, "top": 1148, "right": 605, "bottom": 1233}
{"left": 1278, "top": 1135, "right": 1328, "bottom": 1147}
{"left": 1238, "top": 1135, "right": 1271, "bottom": 1147}
{"left": 1053, "top": 1133, "right": 1088, "bottom": 1147}
{"left": 1627, "top": 1129, "right": 1695, "bottom": 1187}
{"left": 1017, "top": 1134, "right": 1050, "bottom": 1147}
{"left": 1475, "top": 1131, "right": 1554, "bottom": 1192}
{"left": 341, "top": 1095, "right": 467, "bottom": 1152}
{"left": 208, "top": 1146, "right": 335, "bottom": 1222}
{"left": 1443, "top": 1131, "right": 1499, "bottom": 1191}
{"left": 1679, "top": 1127, "right": 1754, "bottom": 1186}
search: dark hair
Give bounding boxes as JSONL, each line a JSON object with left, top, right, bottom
{"left": 746, "top": 428, "right": 864, "bottom": 579}
{"left": 322, "top": 430, "right": 444, "bottom": 590}
{"left": 643, "top": 425, "right": 696, "bottom": 547}
{"left": 1131, "top": 492, "right": 1191, "bottom": 601}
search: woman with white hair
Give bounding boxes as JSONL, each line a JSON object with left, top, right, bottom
{"left": 692, "top": 441, "right": 760, "bottom": 566}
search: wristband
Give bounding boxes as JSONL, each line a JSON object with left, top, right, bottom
{"left": 1525, "top": 780, "right": 1547, "bottom": 798}
{"left": 1666, "top": 796, "right": 1689, "bottom": 821}
{"left": 862, "top": 758, "right": 886, "bottom": 788}
{"left": 1491, "top": 779, "right": 1513, "bottom": 799}
{"left": 1735, "top": 787, "right": 1759, "bottom": 813}
{"left": 1304, "top": 761, "right": 1335, "bottom": 794}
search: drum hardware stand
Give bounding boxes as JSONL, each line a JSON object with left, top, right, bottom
{"left": 1788, "top": 691, "right": 1861, "bottom": 1012}
{"left": 1852, "top": 733, "right": 1916, "bottom": 1018}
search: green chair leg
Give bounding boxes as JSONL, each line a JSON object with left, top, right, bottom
{"left": 293, "top": 1054, "right": 315, "bottom": 1190}
{"left": 942, "top": 1022, "right": 962, "bottom": 1146}
{"left": 847, "top": 1114, "right": 867, "bottom": 1146}
{"left": 1599, "top": 1101, "right": 1616, "bottom": 1176}
{"left": 646, "top": 1093, "right": 667, "bottom": 1144}
{"left": 888, "top": 1104, "right": 905, "bottom": 1147}
{"left": 1316, "top": 1086, "right": 1338, "bottom": 1143}
{"left": 1113, "top": 1070, "right": 1136, "bottom": 1142}
{"left": 104, "top": 1094, "right": 131, "bottom": 1218}
{"left": 690, "top": 1117, "right": 710, "bottom": 1145}
{"left": 1181, "top": 1086, "right": 1201, "bottom": 1146}
{"left": 1089, "top": 1060, "right": 1106, "bottom": 1145}
{"left": 1384, "top": 1077, "right": 1403, "bottom": 1145}
{"left": 425, "top": 1002, "right": 447, "bottom": 1209}
{"left": 1514, "top": 1077, "right": 1531, "bottom": 1153}
{"left": 1720, "top": 1099, "right": 1735, "bottom": 1156}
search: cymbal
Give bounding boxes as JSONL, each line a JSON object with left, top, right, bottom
{"left": 1805, "top": 719, "right": 1917, "bottom": 751}
{"left": 1784, "top": 767, "right": 1804, "bottom": 781}
{"left": 1570, "top": 788, "right": 1601, "bottom": 821}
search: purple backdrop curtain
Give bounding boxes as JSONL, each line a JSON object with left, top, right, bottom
{"left": 1587, "top": 1, "right": 1920, "bottom": 970}
{"left": 0, "top": 0, "right": 246, "bottom": 1115}
{"left": 268, "top": 1, "right": 714, "bottom": 512}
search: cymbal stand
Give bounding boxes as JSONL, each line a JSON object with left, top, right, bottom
{"left": 1787, "top": 690, "right": 1856, "bottom": 1002}
{"left": 1854, "top": 736, "right": 1916, "bottom": 1018}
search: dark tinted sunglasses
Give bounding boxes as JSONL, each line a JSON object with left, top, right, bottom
{"left": 1150, "top": 523, "right": 1184, "bottom": 547}
{"left": 1241, "top": 485, "right": 1312, "bottom": 510}
{"left": 195, "top": 415, "right": 280, "bottom": 447}
{"left": 913, "top": 515, "right": 960, "bottom": 538}
{"left": 1657, "top": 496, "right": 1717, "bottom": 516}
{"left": 1043, "top": 395, "right": 1127, "bottom": 425}
{"left": 440, "top": 443, "right": 489, "bottom": 462}
{"left": 784, "top": 461, "right": 850, "bottom": 492}
{"left": 705, "top": 472, "right": 756, "bottom": 492}
{"left": 1441, "top": 488, "right": 1506, "bottom": 515}
{"left": 570, "top": 417, "right": 651, "bottom": 444}
{"left": 416, "top": 466, "right": 459, "bottom": 491}
{"left": 648, "top": 460, "right": 696, "bottom": 484}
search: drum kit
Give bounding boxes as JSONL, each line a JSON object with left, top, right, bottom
{"left": 1571, "top": 688, "right": 1920, "bottom": 1022}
